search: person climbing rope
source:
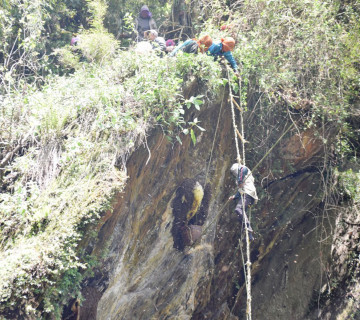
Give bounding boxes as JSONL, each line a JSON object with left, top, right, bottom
{"left": 229, "top": 163, "right": 258, "bottom": 240}
{"left": 207, "top": 37, "right": 238, "bottom": 71}
{"left": 169, "top": 35, "right": 212, "bottom": 56}
{"left": 135, "top": 5, "right": 157, "bottom": 41}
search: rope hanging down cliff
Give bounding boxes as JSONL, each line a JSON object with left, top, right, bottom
{"left": 226, "top": 67, "right": 295, "bottom": 319}
{"left": 227, "top": 65, "right": 253, "bottom": 320}
{"left": 192, "top": 65, "right": 295, "bottom": 320}
{"left": 198, "top": 120, "right": 293, "bottom": 238}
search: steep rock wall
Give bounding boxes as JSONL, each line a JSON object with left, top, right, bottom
{"left": 80, "top": 88, "right": 338, "bottom": 319}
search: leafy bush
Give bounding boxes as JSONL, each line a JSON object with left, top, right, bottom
{"left": 52, "top": 46, "right": 81, "bottom": 70}
{"left": 0, "top": 0, "right": 226, "bottom": 317}
{"left": 0, "top": 0, "right": 91, "bottom": 85}
{"left": 336, "top": 168, "right": 360, "bottom": 204}
{"left": 77, "top": 31, "right": 119, "bottom": 63}
{"left": 0, "top": 35, "right": 223, "bottom": 317}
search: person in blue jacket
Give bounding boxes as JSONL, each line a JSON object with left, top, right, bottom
{"left": 169, "top": 35, "right": 212, "bottom": 57}
{"left": 207, "top": 37, "right": 238, "bottom": 71}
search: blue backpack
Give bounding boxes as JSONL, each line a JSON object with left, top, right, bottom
{"left": 237, "top": 165, "right": 249, "bottom": 185}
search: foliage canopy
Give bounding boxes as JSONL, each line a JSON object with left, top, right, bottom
{"left": 0, "top": 0, "right": 360, "bottom": 318}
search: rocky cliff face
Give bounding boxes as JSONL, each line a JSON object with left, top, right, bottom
{"left": 75, "top": 86, "right": 357, "bottom": 319}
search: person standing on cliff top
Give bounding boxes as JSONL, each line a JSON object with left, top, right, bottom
{"left": 229, "top": 163, "right": 258, "bottom": 241}
{"left": 135, "top": 5, "right": 157, "bottom": 41}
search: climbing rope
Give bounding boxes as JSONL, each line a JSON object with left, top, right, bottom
{"left": 204, "top": 93, "right": 225, "bottom": 185}
{"left": 228, "top": 70, "right": 242, "bottom": 165}
{"left": 239, "top": 76, "right": 246, "bottom": 166}
{"left": 195, "top": 93, "right": 225, "bottom": 226}
{"left": 231, "top": 235, "right": 248, "bottom": 315}
{"left": 191, "top": 67, "right": 254, "bottom": 318}
{"left": 191, "top": 111, "right": 294, "bottom": 247}
{"left": 226, "top": 70, "right": 294, "bottom": 319}
{"left": 227, "top": 65, "right": 252, "bottom": 320}
{"left": 190, "top": 65, "right": 295, "bottom": 320}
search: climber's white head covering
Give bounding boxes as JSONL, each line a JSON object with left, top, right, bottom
{"left": 145, "top": 29, "right": 158, "bottom": 39}
{"left": 230, "top": 163, "right": 240, "bottom": 177}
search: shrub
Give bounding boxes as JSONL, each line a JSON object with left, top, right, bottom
{"left": 0, "top": 38, "right": 223, "bottom": 317}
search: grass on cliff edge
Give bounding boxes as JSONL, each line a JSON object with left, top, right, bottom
{"left": 0, "top": 46, "right": 222, "bottom": 318}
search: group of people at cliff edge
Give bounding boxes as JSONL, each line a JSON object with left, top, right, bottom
{"left": 135, "top": 5, "right": 257, "bottom": 240}
{"left": 134, "top": 5, "right": 238, "bottom": 71}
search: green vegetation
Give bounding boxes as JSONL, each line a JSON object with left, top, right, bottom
{"left": 337, "top": 168, "right": 360, "bottom": 204}
{"left": 0, "top": 52, "right": 222, "bottom": 317}
{"left": 229, "top": 0, "right": 360, "bottom": 130}
{"left": 1, "top": 0, "right": 360, "bottom": 318}
{"left": 0, "top": 2, "right": 222, "bottom": 315}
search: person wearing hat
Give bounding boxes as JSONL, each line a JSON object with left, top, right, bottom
{"left": 207, "top": 37, "right": 238, "bottom": 71}
{"left": 144, "top": 29, "right": 166, "bottom": 56}
{"left": 228, "top": 163, "right": 258, "bottom": 240}
{"left": 135, "top": 5, "right": 157, "bottom": 41}
{"left": 169, "top": 35, "right": 212, "bottom": 56}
